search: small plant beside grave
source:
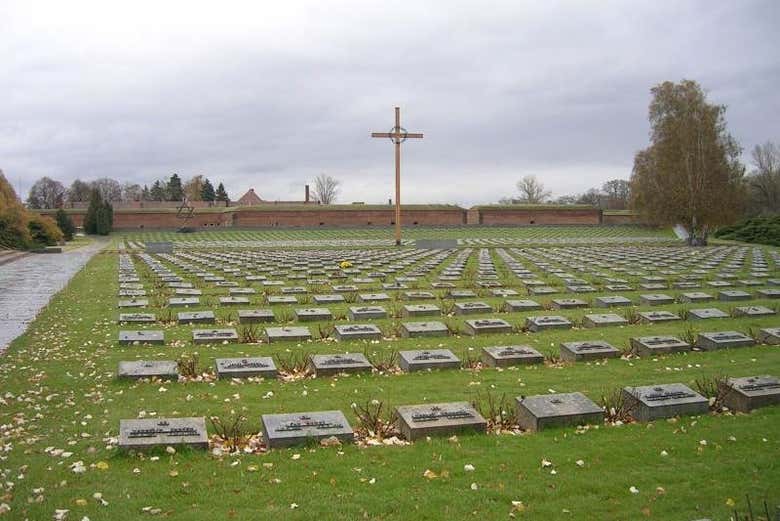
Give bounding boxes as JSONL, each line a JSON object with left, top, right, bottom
{"left": 239, "top": 323, "right": 261, "bottom": 343}
{"left": 176, "top": 352, "right": 201, "bottom": 379}
{"left": 471, "top": 390, "right": 519, "bottom": 433}
{"left": 209, "top": 414, "right": 260, "bottom": 454}
{"left": 694, "top": 374, "right": 731, "bottom": 411}
{"left": 364, "top": 349, "right": 399, "bottom": 373}
{"left": 461, "top": 347, "right": 481, "bottom": 370}
{"left": 352, "top": 399, "right": 399, "bottom": 441}
{"left": 600, "top": 388, "right": 636, "bottom": 424}
{"left": 277, "top": 351, "right": 311, "bottom": 380}
{"left": 622, "top": 308, "right": 641, "bottom": 324}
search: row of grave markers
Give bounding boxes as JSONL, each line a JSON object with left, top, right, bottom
{"left": 118, "top": 375, "right": 780, "bottom": 450}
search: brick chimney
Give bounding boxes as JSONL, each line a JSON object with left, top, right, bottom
{"left": 305, "top": 184, "right": 310, "bottom": 203}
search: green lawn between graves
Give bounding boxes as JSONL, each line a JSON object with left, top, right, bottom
{"left": 1, "top": 244, "right": 779, "bottom": 520}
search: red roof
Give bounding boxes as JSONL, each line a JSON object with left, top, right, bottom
{"left": 236, "top": 188, "right": 264, "bottom": 206}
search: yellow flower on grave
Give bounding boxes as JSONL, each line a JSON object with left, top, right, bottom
{"left": 95, "top": 461, "right": 109, "bottom": 470}
{"left": 339, "top": 261, "right": 353, "bottom": 269}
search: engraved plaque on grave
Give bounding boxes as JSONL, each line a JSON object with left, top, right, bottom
{"left": 525, "top": 315, "right": 573, "bottom": 332}
{"left": 395, "top": 402, "right": 487, "bottom": 441}
{"left": 481, "top": 345, "right": 544, "bottom": 367}
{"left": 118, "top": 330, "right": 164, "bottom": 345}
{"left": 334, "top": 324, "right": 383, "bottom": 341}
{"left": 630, "top": 335, "right": 691, "bottom": 356}
{"left": 238, "top": 309, "right": 275, "bottom": 323}
{"left": 118, "top": 313, "right": 156, "bottom": 324}
{"left": 560, "top": 340, "right": 620, "bottom": 362}
{"left": 192, "top": 328, "right": 238, "bottom": 344}
{"left": 348, "top": 306, "right": 388, "bottom": 320}
{"left": 695, "top": 331, "right": 755, "bottom": 351}
{"left": 398, "top": 349, "right": 460, "bottom": 372}
{"left": 464, "top": 318, "right": 513, "bottom": 336}
{"left": 719, "top": 375, "right": 780, "bottom": 412}
{"left": 758, "top": 327, "right": 780, "bottom": 345}
{"left": 265, "top": 326, "right": 312, "bottom": 343}
{"left": 177, "top": 311, "right": 216, "bottom": 324}
{"left": 119, "top": 417, "right": 207, "bottom": 450}
{"left": 308, "top": 353, "right": 373, "bottom": 376}
{"left": 215, "top": 357, "right": 277, "bottom": 379}
{"left": 401, "top": 321, "right": 448, "bottom": 338}
{"left": 582, "top": 313, "right": 628, "bottom": 328}
{"left": 261, "top": 411, "right": 354, "bottom": 448}
{"left": 622, "top": 383, "right": 708, "bottom": 422}
{"left": 516, "top": 392, "right": 604, "bottom": 432}
{"left": 117, "top": 360, "right": 178, "bottom": 380}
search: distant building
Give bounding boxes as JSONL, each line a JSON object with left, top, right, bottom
{"left": 235, "top": 185, "right": 318, "bottom": 206}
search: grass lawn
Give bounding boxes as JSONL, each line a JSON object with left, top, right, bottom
{"left": 0, "top": 232, "right": 778, "bottom": 520}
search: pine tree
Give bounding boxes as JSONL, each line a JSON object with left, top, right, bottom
{"left": 141, "top": 185, "right": 151, "bottom": 201}
{"left": 201, "top": 179, "right": 216, "bottom": 201}
{"left": 83, "top": 189, "right": 99, "bottom": 234}
{"left": 55, "top": 208, "right": 75, "bottom": 241}
{"left": 150, "top": 180, "right": 166, "bottom": 201}
{"left": 215, "top": 182, "right": 229, "bottom": 202}
{"left": 167, "top": 174, "right": 184, "bottom": 201}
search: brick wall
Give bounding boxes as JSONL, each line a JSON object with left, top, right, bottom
{"left": 477, "top": 208, "right": 602, "bottom": 225}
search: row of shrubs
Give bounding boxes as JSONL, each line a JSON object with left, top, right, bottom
{"left": 0, "top": 173, "right": 75, "bottom": 249}
{"left": 714, "top": 215, "right": 780, "bottom": 246}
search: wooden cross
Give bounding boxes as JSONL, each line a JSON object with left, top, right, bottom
{"left": 371, "top": 106, "right": 424, "bottom": 246}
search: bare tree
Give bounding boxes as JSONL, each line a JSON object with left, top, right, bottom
{"left": 601, "top": 179, "right": 630, "bottom": 209}
{"left": 92, "top": 178, "right": 123, "bottom": 202}
{"left": 746, "top": 142, "right": 780, "bottom": 215}
{"left": 312, "top": 174, "right": 340, "bottom": 204}
{"left": 66, "top": 179, "right": 93, "bottom": 203}
{"left": 27, "top": 177, "right": 65, "bottom": 209}
{"left": 121, "top": 182, "right": 143, "bottom": 202}
{"left": 515, "top": 175, "right": 551, "bottom": 204}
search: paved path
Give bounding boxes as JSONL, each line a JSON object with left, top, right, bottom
{"left": 0, "top": 240, "right": 106, "bottom": 352}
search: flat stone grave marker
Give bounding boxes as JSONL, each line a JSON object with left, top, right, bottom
{"left": 119, "top": 417, "right": 208, "bottom": 450}
{"left": 120, "top": 283, "right": 144, "bottom": 290}
{"left": 401, "top": 321, "right": 448, "bottom": 338}
{"left": 757, "top": 289, "right": 780, "bottom": 299}
{"left": 118, "top": 299, "right": 149, "bottom": 308}
{"left": 595, "top": 296, "right": 632, "bottom": 308}
{"left": 528, "top": 286, "right": 558, "bottom": 295}
{"left": 673, "top": 281, "right": 701, "bottom": 289}
{"left": 359, "top": 293, "right": 390, "bottom": 302}
{"left": 118, "top": 289, "right": 147, "bottom": 297}
{"left": 332, "top": 285, "right": 360, "bottom": 292}
{"left": 117, "top": 360, "right": 178, "bottom": 380}
{"left": 583, "top": 313, "right": 628, "bottom": 328}
{"left": 230, "top": 287, "right": 257, "bottom": 295}
{"left": 431, "top": 282, "right": 455, "bottom": 289}
{"left": 174, "top": 288, "right": 202, "bottom": 296}
{"left": 402, "top": 304, "right": 440, "bottom": 317}
{"left": 706, "top": 280, "right": 732, "bottom": 288}
{"left": 605, "top": 284, "right": 634, "bottom": 291}
{"left": 308, "top": 353, "right": 373, "bottom": 376}
{"left": 696, "top": 331, "right": 755, "bottom": 350}
{"left": 348, "top": 306, "right": 388, "bottom": 320}
{"left": 119, "top": 330, "right": 164, "bottom": 345}
{"left": 454, "top": 302, "right": 492, "bottom": 315}
{"left": 219, "top": 296, "right": 250, "bottom": 306}
{"left": 526, "top": 315, "right": 573, "bottom": 332}
{"left": 261, "top": 411, "right": 354, "bottom": 448}
{"left": 267, "top": 295, "right": 298, "bottom": 305}
{"left": 551, "top": 298, "right": 589, "bottom": 310}
{"left": 238, "top": 309, "right": 275, "bottom": 323}
{"left": 178, "top": 311, "right": 216, "bottom": 324}
{"left": 482, "top": 345, "right": 544, "bottom": 367}
{"left": 265, "top": 326, "right": 312, "bottom": 342}
{"left": 738, "top": 280, "right": 763, "bottom": 286}
{"left": 192, "top": 328, "right": 239, "bottom": 344}
{"left": 516, "top": 392, "right": 604, "bottom": 432}
{"left": 504, "top": 299, "right": 542, "bottom": 312}
{"left": 295, "top": 308, "right": 333, "bottom": 321}
{"left": 492, "top": 288, "right": 518, "bottom": 297}
{"left": 334, "top": 324, "right": 382, "bottom": 341}
{"left": 119, "top": 313, "right": 156, "bottom": 324}
{"left": 398, "top": 349, "right": 460, "bottom": 372}
{"left": 404, "top": 291, "right": 436, "bottom": 300}
{"left": 622, "top": 383, "right": 708, "bottom": 422}
{"left": 719, "top": 375, "right": 780, "bottom": 412}
{"left": 640, "top": 283, "right": 668, "bottom": 290}
{"left": 688, "top": 308, "right": 729, "bottom": 320}
{"left": 464, "top": 318, "right": 512, "bottom": 335}
{"left": 733, "top": 306, "right": 776, "bottom": 317}
{"left": 630, "top": 335, "right": 691, "bottom": 356}
{"left": 640, "top": 294, "right": 675, "bottom": 306}
{"left": 215, "top": 357, "right": 277, "bottom": 379}
{"left": 718, "top": 290, "right": 751, "bottom": 301}
{"left": 395, "top": 402, "right": 486, "bottom": 441}
{"left": 314, "top": 294, "right": 345, "bottom": 304}
{"left": 560, "top": 340, "right": 620, "bottom": 361}
{"left": 758, "top": 327, "right": 780, "bottom": 344}
{"left": 167, "top": 282, "right": 194, "bottom": 289}
{"left": 168, "top": 297, "right": 200, "bottom": 307}
{"left": 567, "top": 285, "right": 597, "bottom": 293}
{"left": 638, "top": 310, "right": 682, "bottom": 323}
{"left": 449, "top": 290, "right": 477, "bottom": 299}
{"left": 679, "top": 292, "right": 714, "bottom": 303}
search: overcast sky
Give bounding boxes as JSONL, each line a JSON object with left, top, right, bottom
{"left": 1, "top": 0, "right": 778, "bottom": 206}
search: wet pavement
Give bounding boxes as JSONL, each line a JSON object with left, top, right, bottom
{"left": 0, "top": 240, "right": 106, "bottom": 352}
